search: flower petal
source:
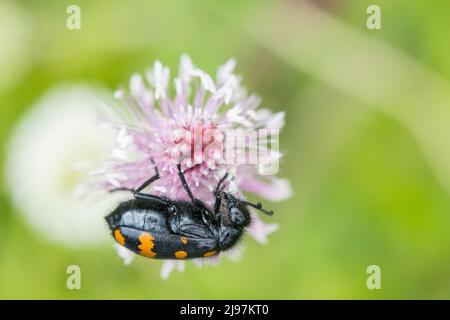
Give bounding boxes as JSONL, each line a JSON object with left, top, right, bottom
{"left": 240, "top": 177, "right": 293, "bottom": 202}
{"left": 160, "top": 260, "right": 185, "bottom": 280}
{"left": 114, "top": 243, "right": 134, "bottom": 266}
{"left": 247, "top": 213, "right": 279, "bottom": 244}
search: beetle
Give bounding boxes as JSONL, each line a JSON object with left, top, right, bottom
{"left": 105, "top": 164, "right": 273, "bottom": 260}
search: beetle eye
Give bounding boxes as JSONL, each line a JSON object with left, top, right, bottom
{"left": 229, "top": 207, "right": 245, "bottom": 226}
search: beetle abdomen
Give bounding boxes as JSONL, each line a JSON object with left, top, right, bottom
{"left": 112, "top": 226, "right": 219, "bottom": 259}
{"left": 106, "top": 200, "right": 220, "bottom": 259}
{"left": 105, "top": 200, "right": 166, "bottom": 232}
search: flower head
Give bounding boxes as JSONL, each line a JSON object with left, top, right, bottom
{"left": 6, "top": 85, "right": 125, "bottom": 247}
{"left": 91, "top": 55, "right": 292, "bottom": 278}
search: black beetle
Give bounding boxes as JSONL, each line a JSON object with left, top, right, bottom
{"left": 105, "top": 164, "right": 273, "bottom": 260}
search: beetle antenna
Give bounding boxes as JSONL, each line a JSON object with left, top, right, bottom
{"left": 241, "top": 200, "right": 274, "bottom": 216}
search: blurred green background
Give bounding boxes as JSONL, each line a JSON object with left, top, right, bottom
{"left": 1, "top": 0, "right": 450, "bottom": 299}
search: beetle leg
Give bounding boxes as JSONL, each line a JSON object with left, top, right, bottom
{"left": 216, "top": 172, "right": 229, "bottom": 192}
{"left": 135, "top": 161, "right": 160, "bottom": 192}
{"left": 135, "top": 173, "right": 159, "bottom": 193}
{"left": 200, "top": 212, "right": 219, "bottom": 238}
{"left": 213, "top": 173, "right": 228, "bottom": 215}
{"left": 213, "top": 192, "right": 222, "bottom": 218}
{"left": 177, "top": 164, "right": 217, "bottom": 222}
{"left": 177, "top": 164, "right": 196, "bottom": 203}
{"left": 132, "top": 164, "right": 169, "bottom": 206}
{"left": 110, "top": 163, "right": 169, "bottom": 206}
{"left": 213, "top": 193, "right": 225, "bottom": 227}
{"left": 212, "top": 173, "right": 230, "bottom": 225}
{"left": 133, "top": 191, "right": 170, "bottom": 206}
{"left": 109, "top": 160, "right": 160, "bottom": 194}
{"left": 109, "top": 187, "right": 134, "bottom": 192}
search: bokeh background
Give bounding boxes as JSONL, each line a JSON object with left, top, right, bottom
{"left": 1, "top": 0, "right": 450, "bottom": 299}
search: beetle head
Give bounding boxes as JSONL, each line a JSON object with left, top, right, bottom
{"left": 223, "top": 193, "right": 251, "bottom": 227}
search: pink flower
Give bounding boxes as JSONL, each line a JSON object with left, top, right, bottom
{"left": 91, "top": 55, "right": 292, "bottom": 279}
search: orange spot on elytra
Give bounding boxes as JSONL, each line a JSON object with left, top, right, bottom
{"left": 180, "top": 236, "right": 188, "bottom": 245}
{"left": 114, "top": 229, "right": 125, "bottom": 245}
{"left": 138, "top": 232, "right": 156, "bottom": 258}
{"left": 175, "top": 251, "right": 187, "bottom": 259}
{"left": 203, "top": 251, "right": 217, "bottom": 257}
